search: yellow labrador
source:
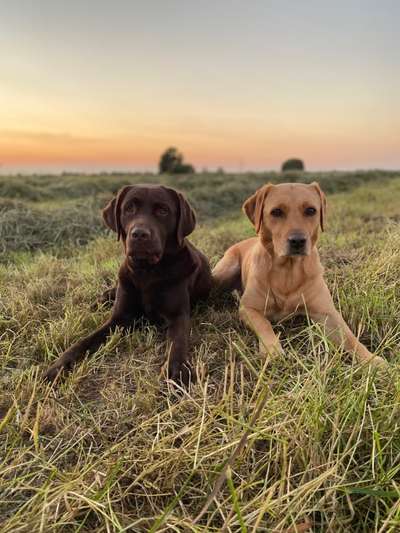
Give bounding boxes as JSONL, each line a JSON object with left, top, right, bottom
{"left": 213, "top": 182, "right": 386, "bottom": 367}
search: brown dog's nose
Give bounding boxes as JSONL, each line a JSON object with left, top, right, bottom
{"left": 131, "top": 227, "right": 151, "bottom": 241}
{"left": 288, "top": 234, "right": 307, "bottom": 252}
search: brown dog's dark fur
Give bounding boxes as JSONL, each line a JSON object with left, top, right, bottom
{"left": 45, "top": 184, "right": 212, "bottom": 385}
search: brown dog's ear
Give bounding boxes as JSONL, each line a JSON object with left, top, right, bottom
{"left": 310, "top": 181, "right": 327, "bottom": 231}
{"left": 175, "top": 190, "right": 196, "bottom": 246}
{"left": 242, "top": 183, "right": 274, "bottom": 233}
{"left": 102, "top": 185, "right": 133, "bottom": 240}
{"left": 102, "top": 197, "right": 117, "bottom": 232}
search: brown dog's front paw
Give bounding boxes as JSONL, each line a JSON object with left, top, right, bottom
{"left": 44, "top": 363, "right": 64, "bottom": 383}
{"left": 160, "top": 360, "right": 196, "bottom": 388}
{"left": 44, "top": 355, "right": 73, "bottom": 384}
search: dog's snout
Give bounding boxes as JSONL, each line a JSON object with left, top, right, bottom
{"left": 288, "top": 233, "right": 307, "bottom": 252}
{"left": 131, "top": 227, "right": 151, "bottom": 241}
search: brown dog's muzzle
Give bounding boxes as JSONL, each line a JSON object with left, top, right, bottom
{"left": 126, "top": 222, "right": 164, "bottom": 264}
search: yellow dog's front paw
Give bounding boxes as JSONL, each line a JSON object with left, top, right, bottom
{"left": 259, "top": 340, "right": 285, "bottom": 359}
{"left": 367, "top": 354, "right": 389, "bottom": 369}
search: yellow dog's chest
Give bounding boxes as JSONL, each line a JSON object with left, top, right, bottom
{"left": 261, "top": 262, "right": 318, "bottom": 319}
{"left": 263, "top": 286, "right": 307, "bottom": 321}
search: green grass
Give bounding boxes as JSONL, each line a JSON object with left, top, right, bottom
{"left": 0, "top": 171, "right": 399, "bottom": 531}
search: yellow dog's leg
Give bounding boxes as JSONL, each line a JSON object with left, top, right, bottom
{"left": 310, "top": 309, "right": 387, "bottom": 368}
{"left": 212, "top": 249, "right": 241, "bottom": 291}
{"left": 239, "top": 304, "right": 284, "bottom": 357}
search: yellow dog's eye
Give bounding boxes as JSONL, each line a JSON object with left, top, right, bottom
{"left": 270, "top": 208, "right": 284, "bottom": 217}
{"left": 304, "top": 207, "right": 317, "bottom": 216}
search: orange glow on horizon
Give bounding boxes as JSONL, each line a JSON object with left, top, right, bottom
{"left": 1, "top": 124, "right": 399, "bottom": 172}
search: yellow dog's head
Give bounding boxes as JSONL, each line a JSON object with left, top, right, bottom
{"left": 243, "top": 182, "right": 326, "bottom": 257}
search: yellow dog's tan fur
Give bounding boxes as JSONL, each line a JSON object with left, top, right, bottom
{"left": 213, "top": 182, "right": 386, "bottom": 366}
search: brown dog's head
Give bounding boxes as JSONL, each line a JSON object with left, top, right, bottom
{"left": 102, "top": 184, "right": 196, "bottom": 264}
{"left": 243, "top": 182, "right": 326, "bottom": 257}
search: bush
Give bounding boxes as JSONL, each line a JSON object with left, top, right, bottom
{"left": 172, "top": 163, "right": 195, "bottom": 174}
{"left": 281, "top": 158, "right": 305, "bottom": 172}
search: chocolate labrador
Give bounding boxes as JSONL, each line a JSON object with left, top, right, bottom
{"left": 45, "top": 184, "right": 212, "bottom": 385}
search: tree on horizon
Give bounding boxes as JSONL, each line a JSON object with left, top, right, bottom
{"left": 159, "top": 147, "right": 195, "bottom": 174}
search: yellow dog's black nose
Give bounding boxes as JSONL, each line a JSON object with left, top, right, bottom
{"left": 288, "top": 233, "right": 307, "bottom": 252}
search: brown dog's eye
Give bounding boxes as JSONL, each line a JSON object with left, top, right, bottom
{"left": 125, "top": 201, "right": 137, "bottom": 213}
{"left": 304, "top": 207, "right": 317, "bottom": 216}
{"left": 155, "top": 205, "right": 169, "bottom": 216}
{"left": 270, "top": 208, "right": 284, "bottom": 218}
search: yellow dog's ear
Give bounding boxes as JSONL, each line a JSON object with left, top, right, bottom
{"left": 310, "top": 181, "right": 327, "bottom": 231}
{"left": 242, "top": 184, "right": 274, "bottom": 233}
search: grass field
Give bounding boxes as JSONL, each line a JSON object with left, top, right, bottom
{"left": 1, "top": 171, "right": 400, "bottom": 532}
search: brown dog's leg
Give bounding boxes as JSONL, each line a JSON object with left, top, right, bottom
{"left": 45, "top": 283, "right": 139, "bottom": 382}
{"left": 159, "top": 285, "right": 194, "bottom": 386}
{"left": 45, "top": 319, "right": 121, "bottom": 382}
{"left": 310, "top": 310, "right": 387, "bottom": 367}
{"left": 162, "top": 313, "right": 193, "bottom": 386}
{"left": 239, "top": 305, "right": 284, "bottom": 357}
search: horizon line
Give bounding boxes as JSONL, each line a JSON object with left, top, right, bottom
{"left": 1, "top": 166, "right": 399, "bottom": 177}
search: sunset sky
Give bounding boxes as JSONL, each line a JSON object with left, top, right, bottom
{"left": 1, "top": 0, "right": 399, "bottom": 173}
